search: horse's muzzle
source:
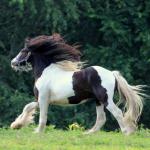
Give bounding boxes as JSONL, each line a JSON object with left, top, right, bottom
{"left": 11, "top": 58, "right": 19, "bottom": 68}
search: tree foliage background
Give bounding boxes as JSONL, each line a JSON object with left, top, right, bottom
{"left": 0, "top": 0, "right": 149, "bottom": 130}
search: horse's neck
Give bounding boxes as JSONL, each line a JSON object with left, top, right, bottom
{"left": 42, "top": 63, "right": 73, "bottom": 75}
{"left": 33, "top": 56, "right": 79, "bottom": 80}
{"left": 33, "top": 55, "right": 51, "bottom": 79}
{"left": 33, "top": 60, "right": 72, "bottom": 80}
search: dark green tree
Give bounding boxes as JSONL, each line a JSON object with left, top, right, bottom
{"left": 0, "top": 0, "right": 149, "bottom": 129}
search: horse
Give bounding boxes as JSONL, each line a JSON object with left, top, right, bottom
{"left": 10, "top": 33, "right": 145, "bottom": 135}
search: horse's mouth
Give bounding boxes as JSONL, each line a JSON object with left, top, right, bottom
{"left": 11, "top": 62, "right": 32, "bottom": 72}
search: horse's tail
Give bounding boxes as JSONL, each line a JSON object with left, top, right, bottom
{"left": 112, "top": 71, "right": 145, "bottom": 127}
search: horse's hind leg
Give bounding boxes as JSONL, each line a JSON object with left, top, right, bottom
{"left": 106, "top": 99, "right": 127, "bottom": 134}
{"left": 11, "top": 102, "right": 38, "bottom": 129}
{"left": 85, "top": 104, "right": 106, "bottom": 134}
{"left": 93, "top": 87, "right": 127, "bottom": 134}
{"left": 84, "top": 85, "right": 108, "bottom": 134}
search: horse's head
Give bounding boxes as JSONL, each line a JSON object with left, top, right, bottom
{"left": 11, "top": 34, "right": 65, "bottom": 71}
{"left": 11, "top": 41, "right": 33, "bottom": 71}
{"left": 11, "top": 33, "right": 81, "bottom": 72}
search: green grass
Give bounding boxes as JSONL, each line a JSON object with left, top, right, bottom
{"left": 0, "top": 126, "right": 149, "bottom": 150}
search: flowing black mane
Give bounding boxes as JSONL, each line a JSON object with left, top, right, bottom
{"left": 24, "top": 33, "right": 82, "bottom": 79}
{"left": 26, "top": 33, "right": 81, "bottom": 62}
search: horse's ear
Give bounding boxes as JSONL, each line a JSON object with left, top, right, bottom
{"left": 51, "top": 33, "right": 65, "bottom": 43}
{"left": 25, "top": 37, "right": 31, "bottom": 46}
{"left": 52, "top": 33, "right": 61, "bottom": 38}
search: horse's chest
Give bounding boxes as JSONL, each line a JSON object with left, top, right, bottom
{"left": 35, "top": 69, "right": 75, "bottom": 104}
{"left": 49, "top": 79, "right": 75, "bottom": 104}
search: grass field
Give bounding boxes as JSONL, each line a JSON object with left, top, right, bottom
{"left": 0, "top": 126, "right": 149, "bottom": 150}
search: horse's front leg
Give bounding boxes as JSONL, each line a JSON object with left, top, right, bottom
{"left": 35, "top": 93, "right": 49, "bottom": 133}
{"left": 11, "top": 101, "right": 38, "bottom": 129}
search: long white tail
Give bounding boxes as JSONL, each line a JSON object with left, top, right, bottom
{"left": 112, "top": 71, "right": 145, "bottom": 127}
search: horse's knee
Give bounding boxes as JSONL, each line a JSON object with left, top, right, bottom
{"left": 23, "top": 102, "right": 38, "bottom": 112}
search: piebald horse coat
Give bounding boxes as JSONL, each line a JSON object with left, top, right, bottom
{"left": 11, "top": 33, "right": 144, "bottom": 135}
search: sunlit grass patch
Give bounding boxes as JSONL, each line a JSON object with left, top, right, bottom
{"left": 0, "top": 126, "right": 149, "bottom": 150}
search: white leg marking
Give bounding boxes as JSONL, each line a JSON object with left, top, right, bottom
{"left": 11, "top": 102, "right": 38, "bottom": 129}
{"left": 106, "top": 100, "right": 127, "bottom": 134}
{"left": 35, "top": 94, "right": 49, "bottom": 133}
{"left": 85, "top": 104, "right": 106, "bottom": 134}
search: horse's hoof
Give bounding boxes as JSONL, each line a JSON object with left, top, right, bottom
{"left": 123, "top": 127, "right": 136, "bottom": 135}
{"left": 34, "top": 128, "right": 44, "bottom": 134}
{"left": 34, "top": 128, "right": 40, "bottom": 133}
{"left": 10, "top": 122, "right": 22, "bottom": 129}
{"left": 83, "top": 129, "right": 97, "bottom": 135}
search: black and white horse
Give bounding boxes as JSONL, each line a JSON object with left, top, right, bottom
{"left": 11, "top": 33, "right": 144, "bottom": 135}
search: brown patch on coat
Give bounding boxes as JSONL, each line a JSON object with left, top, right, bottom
{"left": 68, "top": 67, "right": 108, "bottom": 106}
